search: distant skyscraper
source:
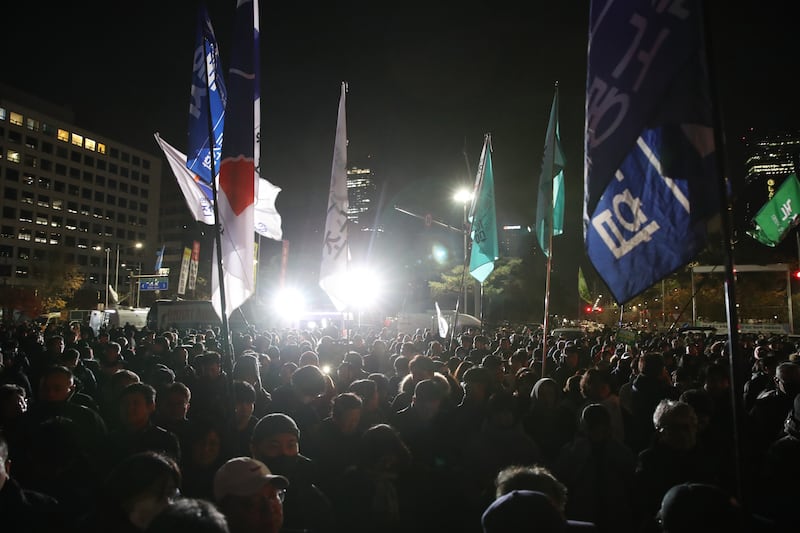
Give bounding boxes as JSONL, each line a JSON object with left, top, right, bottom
{"left": 347, "top": 166, "right": 378, "bottom": 230}
{"left": 500, "top": 225, "right": 533, "bottom": 258}
{"left": 741, "top": 130, "right": 800, "bottom": 222}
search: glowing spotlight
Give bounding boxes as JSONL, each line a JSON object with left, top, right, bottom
{"left": 432, "top": 244, "right": 448, "bottom": 264}
{"left": 321, "top": 364, "right": 332, "bottom": 374}
{"left": 272, "top": 287, "right": 306, "bottom": 321}
{"left": 346, "top": 266, "right": 382, "bottom": 309}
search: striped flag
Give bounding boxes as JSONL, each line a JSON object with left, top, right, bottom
{"left": 211, "top": 0, "right": 259, "bottom": 319}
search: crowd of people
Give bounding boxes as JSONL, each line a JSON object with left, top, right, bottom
{"left": 1, "top": 317, "right": 798, "bottom": 532}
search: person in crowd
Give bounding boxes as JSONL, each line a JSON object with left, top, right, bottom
{"left": 635, "top": 400, "right": 719, "bottom": 531}
{"left": 223, "top": 381, "right": 259, "bottom": 459}
{"left": 657, "top": 482, "right": 743, "bottom": 533}
{"left": 331, "top": 423, "right": 412, "bottom": 533}
{"left": 748, "top": 361, "right": 800, "bottom": 458}
{"left": 24, "top": 365, "right": 107, "bottom": 457}
{"left": 181, "top": 420, "right": 226, "bottom": 501}
{"left": 630, "top": 353, "right": 679, "bottom": 452}
{"left": 303, "top": 392, "right": 362, "bottom": 494}
{"left": 481, "top": 490, "right": 570, "bottom": 533}
{"left": 105, "top": 382, "right": 180, "bottom": 469}
{"left": 213, "top": 457, "right": 288, "bottom": 533}
{"left": 189, "top": 351, "right": 234, "bottom": 426}
{"left": 348, "top": 377, "right": 386, "bottom": 432}
{"left": 523, "top": 378, "right": 576, "bottom": 466}
{"left": 250, "top": 413, "right": 334, "bottom": 532}
{"left": 89, "top": 451, "right": 181, "bottom": 533}
{"left": 554, "top": 404, "right": 636, "bottom": 533}
{"left": 232, "top": 354, "right": 272, "bottom": 418}
{"left": 0, "top": 434, "right": 61, "bottom": 533}
{"left": 145, "top": 497, "right": 230, "bottom": 533}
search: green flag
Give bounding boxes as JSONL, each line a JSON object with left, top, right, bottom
{"left": 578, "top": 267, "right": 592, "bottom": 304}
{"left": 535, "top": 85, "right": 565, "bottom": 258}
{"left": 748, "top": 173, "right": 800, "bottom": 247}
{"left": 469, "top": 136, "right": 498, "bottom": 283}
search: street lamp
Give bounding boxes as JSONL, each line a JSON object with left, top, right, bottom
{"left": 453, "top": 188, "right": 473, "bottom": 314}
{"left": 104, "top": 247, "right": 110, "bottom": 310}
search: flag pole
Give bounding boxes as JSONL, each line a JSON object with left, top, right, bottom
{"left": 539, "top": 81, "right": 560, "bottom": 378}
{"left": 702, "top": 0, "right": 745, "bottom": 506}
{"left": 202, "top": 40, "right": 232, "bottom": 364}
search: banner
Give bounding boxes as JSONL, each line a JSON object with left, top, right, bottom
{"left": 469, "top": 135, "right": 499, "bottom": 284}
{"left": 584, "top": 0, "right": 719, "bottom": 304}
{"left": 748, "top": 173, "right": 800, "bottom": 246}
{"left": 319, "top": 82, "right": 351, "bottom": 311}
{"left": 188, "top": 241, "right": 200, "bottom": 291}
{"left": 187, "top": 6, "right": 226, "bottom": 184}
{"left": 535, "top": 86, "right": 565, "bottom": 258}
{"left": 178, "top": 247, "right": 191, "bottom": 295}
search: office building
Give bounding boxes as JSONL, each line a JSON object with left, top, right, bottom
{"left": 347, "top": 166, "right": 379, "bottom": 230}
{"left": 0, "top": 85, "right": 161, "bottom": 307}
{"left": 741, "top": 129, "right": 800, "bottom": 222}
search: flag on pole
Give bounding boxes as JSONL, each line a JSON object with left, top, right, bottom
{"left": 211, "top": 0, "right": 259, "bottom": 319}
{"left": 187, "top": 6, "right": 226, "bottom": 184}
{"left": 469, "top": 135, "right": 499, "bottom": 284}
{"left": 154, "top": 244, "right": 166, "bottom": 273}
{"left": 155, "top": 133, "right": 281, "bottom": 237}
{"left": 319, "top": 82, "right": 351, "bottom": 311}
{"left": 748, "top": 173, "right": 800, "bottom": 246}
{"left": 578, "top": 267, "right": 593, "bottom": 304}
{"left": 584, "top": 0, "right": 719, "bottom": 304}
{"left": 535, "top": 85, "right": 565, "bottom": 258}
{"left": 435, "top": 301, "right": 449, "bottom": 339}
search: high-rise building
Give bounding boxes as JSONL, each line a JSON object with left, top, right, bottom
{"left": 346, "top": 166, "right": 378, "bottom": 230}
{"left": 0, "top": 85, "right": 161, "bottom": 308}
{"left": 500, "top": 225, "right": 534, "bottom": 258}
{"left": 741, "top": 129, "right": 800, "bottom": 223}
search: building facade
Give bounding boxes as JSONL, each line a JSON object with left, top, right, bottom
{"left": 741, "top": 129, "right": 800, "bottom": 223}
{"left": 0, "top": 85, "right": 161, "bottom": 307}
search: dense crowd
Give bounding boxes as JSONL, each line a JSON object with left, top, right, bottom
{"left": 1, "top": 318, "right": 798, "bottom": 532}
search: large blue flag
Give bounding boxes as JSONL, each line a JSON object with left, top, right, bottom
{"left": 187, "top": 6, "right": 226, "bottom": 184}
{"left": 584, "top": 0, "right": 718, "bottom": 304}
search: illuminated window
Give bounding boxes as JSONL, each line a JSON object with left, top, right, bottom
{"left": 10, "top": 112, "right": 23, "bottom": 126}
{"left": 49, "top": 233, "right": 60, "bottom": 245}
{"left": 19, "top": 210, "right": 33, "bottom": 223}
{"left": 36, "top": 214, "right": 48, "bottom": 226}
{"left": 77, "top": 238, "right": 88, "bottom": 249}
{"left": 57, "top": 129, "right": 69, "bottom": 142}
{"left": 65, "top": 220, "right": 77, "bottom": 231}
{"left": 7, "top": 150, "right": 20, "bottom": 163}
{"left": 52, "top": 199, "right": 63, "bottom": 211}
{"left": 21, "top": 192, "right": 33, "bottom": 205}
{"left": 18, "top": 229, "right": 31, "bottom": 241}
{"left": 0, "top": 107, "right": 6, "bottom": 120}
{"left": 37, "top": 196, "right": 50, "bottom": 208}
{"left": 97, "top": 143, "right": 106, "bottom": 154}
{"left": 15, "top": 266, "right": 29, "bottom": 278}
{"left": 34, "top": 231, "right": 47, "bottom": 244}
{"left": 26, "top": 118, "right": 39, "bottom": 131}
{"left": 51, "top": 216, "right": 62, "bottom": 228}
{"left": 71, "top": 133, "right": 83, "bottom": 147}
{"left": 85, "top": 138, "right": 96, "bottom": 151}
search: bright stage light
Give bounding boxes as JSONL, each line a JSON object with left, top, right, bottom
{"left": 272, "top": 287, "right": 306, "bottom": 321}
{"left": 346, "top": 266, "right": 382, "bottom": 309}
{"left": 432, "top": 243, "right": 448, "bottom": 264}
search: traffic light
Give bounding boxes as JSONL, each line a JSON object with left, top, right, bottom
{"left": 794, "top": 270, "right": 800, "bottom": 280}
{"left": 585, "top": 306, "right": 593, "bottom": 314}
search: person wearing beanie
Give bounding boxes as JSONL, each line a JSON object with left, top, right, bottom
{"left": 250, "top": 413, "right": 333, "bottom": 532}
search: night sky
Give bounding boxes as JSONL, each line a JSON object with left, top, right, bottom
{"left": 2, "top": 0, "right": 798, "bottom": 310}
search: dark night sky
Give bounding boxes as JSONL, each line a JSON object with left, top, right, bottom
{"left": 2, "top": 0, "right": 798, "bottom": 309}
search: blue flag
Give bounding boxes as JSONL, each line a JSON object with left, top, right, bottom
{"left": 154, "top": 244, "right": 165, "bottom": 273}
{"left": 584, "top": 0, "right": 719, "bottom": 304}
{"left": 469, "top": 136, "right": 499, "bottom": 284}
{"left": 187, "top": 6, "right": 226, "bottom": 184}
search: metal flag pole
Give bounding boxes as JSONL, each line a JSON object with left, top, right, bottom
{"left": 202, "top": 35, "right": 232, "bottom": 364}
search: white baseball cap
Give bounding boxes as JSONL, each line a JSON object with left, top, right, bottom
{"left": 213, "top": 457, "right": 289, "bottom": 502}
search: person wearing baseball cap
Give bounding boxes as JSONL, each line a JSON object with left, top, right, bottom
{"left": 213, "top": 457, "right": 289, "bottom": 533}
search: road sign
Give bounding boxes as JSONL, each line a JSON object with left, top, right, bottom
{"left": 139, "top": 276, "right": 169, "bottom": 291}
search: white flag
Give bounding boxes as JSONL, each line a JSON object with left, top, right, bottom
{"left": 155, "top": 132, "right": 282, "bottom": 240}
{"left": 319, "top": 82, "right": 350, "bottom": 311}
{"left": 435, "top": 301, "right": 449, "bottom": 339}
